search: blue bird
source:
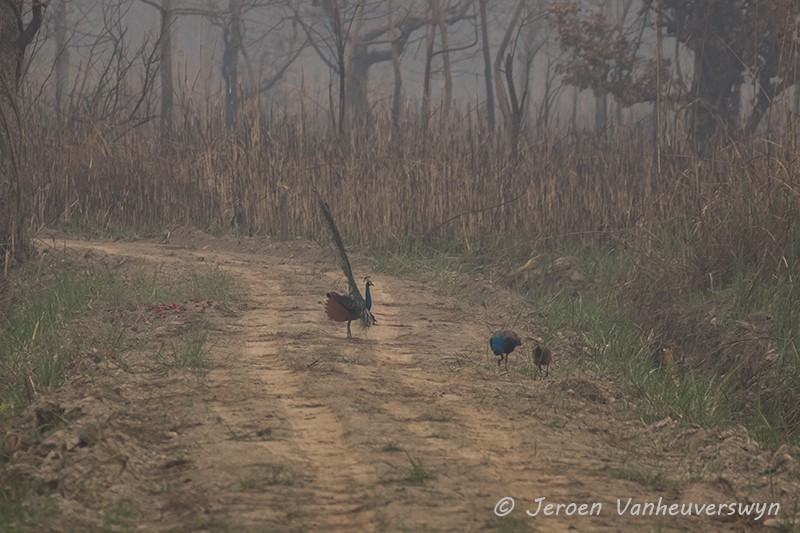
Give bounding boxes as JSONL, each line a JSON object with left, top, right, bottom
{"left": 489, "top": 330, "right": 522, "bottom": 370}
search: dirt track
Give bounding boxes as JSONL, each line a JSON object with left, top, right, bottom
{"left": 12, "top": 233, "right": 797, "bottom": 531}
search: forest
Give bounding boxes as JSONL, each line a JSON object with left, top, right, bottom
{"left": 0, "top": 1, "right": 798, "bottom": 531}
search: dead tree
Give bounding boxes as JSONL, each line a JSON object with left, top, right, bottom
{"left": 478, "top": 0, "right": 494, "bottom": 131}
{"left": 139, "top": 0, "right": 177, "bottom": 136}
{"left": 0, "top": 0, "right": 47, "bottom": 269}
{"left": 222, "top": 0, "right": 241, "bottom": 129}
{"left": 54, "top": 0, "right": 69, "bottom": 116}
{"left": 493, "top": 0, "right": 526, "bottom": 157}
{"left": 297, "top": 0, "right": 472, "bottom": 131}
{"left": 159, "top": 0, "right": 173, "bottom": 136}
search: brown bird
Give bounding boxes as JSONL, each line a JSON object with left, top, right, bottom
{"left": 533, "top": 344, "right": 552, "bottom": 377}
{"left": 325, "top": 277, "right": 375, "bottom": 339}
{"left": 651, "top": 343, "right": 678, "bottom": 370}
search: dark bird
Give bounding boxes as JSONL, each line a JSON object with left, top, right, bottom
{"left": 325, "top": 277, "right": 374, "bottom": 339}
{"left": 489, "top": 330, "right": 522, "bottom": 370}
{"left": 318, "top": 195, "right": 376, "bottom": 339}
{"left": 533, "top": 343, "right": 552, "bottom": 377}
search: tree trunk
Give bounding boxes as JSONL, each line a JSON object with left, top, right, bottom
{"left": 595, "top": 92, "right": 606, "bottom": 137}
{"left": 795, "top": 85, "right": 800, "bottom": 115}
{"left": 537, "top": 55, "right": 554, "bottom": 131}
{"left": 431, "top": 0, "right": 452, "bottom": 115}
{"left": 570, "top": 87, "right": 578, "bottom": 133}
{"left": 223, "top": 0, "right": 241, "bottom": 129}
{"left": 687, "top": 17, "right": 743, "bottom": 145}
{"left": 160, "top": 0, "right": 174, "bottom": 137}
{"left": 346, "top": 45, "right": 371, "bottom": 127}
{"left": 479, "top": 0, "right": 494, "bottom": 131}
{"left": 0, "top": 2, "right": 21, "bottom": 270}
{"left": 388, "top": 0, "right": 402, "bottom": 130}
{"left": 55, "top": 0, "right": 69, "bottom": 118}
{"left": 0, "top": 1, "right": 45, "bottom": 269}
{"left": 421, "top": 18, "right": 436, "bottom": 126}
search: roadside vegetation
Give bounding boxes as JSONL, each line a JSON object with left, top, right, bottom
{"left": 14, "top": 107, "right": 800, "bottom": 451}
{"left": 0, "top": 248, "right": 237, "bottom": 418}
{"left": 0, "top": 249, "right": 238, "bottom": 530}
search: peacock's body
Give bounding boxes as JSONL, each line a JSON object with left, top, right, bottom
{"left": 318, "top": 195, "right": 376, "bottom": 338}
{"left": 325, "top": 277, "right": 375, "bottom": 339}
{"left": 489, "top": 330, "right": 522, "bottom": 369}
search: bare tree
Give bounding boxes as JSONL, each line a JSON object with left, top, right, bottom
{"left": 138, "top": 0, "right": 175, "bottom": 136}
{"left": 419, "top": 0, "right": 470, "bottom": 125}
{"left": 159, "top": 0, "right": 173, "bottom": 135}
{"left": 138, "top": 0, "right": 301, "bottom": 132}
{"left": 478, "top": 0, "right": 494, "bottom": 131}
{"left": 388, "top": 0, "right": 402, "bottom": 129}
{"left": 430, "top": 0, "right": 451, "bottom": 114}
{"left": 58, "top": 1, "right": 163, "bottom": 130}
{"left": 493, "top": 0, "right": 528, "bottom": 156}
{"left": 54, "top": 0, "right": 69, "bottom": 116}
{"left": 295, "top": 0, "right": 472, "bottom": 130}
{"left": 1, "top": 0, "right": 46, "bottom": 268}
{"left": 140, "top": 0, "right": 217, "bottom": 134}
{"left": 222, "top": 0, "right": 241, "bottom": 128}
{"left": 518, "top": 0, "right": 547, "bottom": 134}
{"left": 421, "top": 5, "right": 436, "bottom": 125}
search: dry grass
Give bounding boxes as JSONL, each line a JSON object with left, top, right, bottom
{"left": 18, "top": 102, "right": 800, "bottom": 445}
{"left": 27, "top": 106, "right": 784, "bottom": 248}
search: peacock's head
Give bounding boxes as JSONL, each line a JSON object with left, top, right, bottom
{"left": 364, "top": 276, "right": 374, "bottom": 288}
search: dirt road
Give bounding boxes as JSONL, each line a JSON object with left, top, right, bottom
{"left": 13, "top": 233, "right": 796, "bottom": 531}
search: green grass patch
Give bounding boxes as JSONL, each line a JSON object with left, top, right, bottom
{"left": 418, "top": 408, "right": 455, "bottom": 423}
{"left": 239, "top": 464, "right": 297, "bottom": 490}
{"left": 0, "top": 259, "right": 98, "bottom": 413}
{"left": 403, "top": 453, "right": 436, "bottom": 485}
{"left": 381, "top": 440, "right": 402, "bottom": 452}
{"left": 102, "top": 498, "right": 141, "bottom": 530}
{"left": 0, "top": 254, "right": 238, "bottom": 415}
{"left": 154, "top": 319, "right": 215, "bottom": 373}
{"left": 0, "top": 473, "right": 57, "bottom": 531}
{"left": 485, "top": 515, "right": 535, "bottom": 532}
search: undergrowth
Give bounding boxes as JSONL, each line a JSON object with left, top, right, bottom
{"left": 0, "top": 252, "right": 237, "bottom": 417}
{"left": 13, "top": 96, "right": 800, "bottom": 451}
{"left": 370, "top": 227, "right": 800, "bottom": 449}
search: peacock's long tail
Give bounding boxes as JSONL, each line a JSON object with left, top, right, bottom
{"left": 317, "top": 193, "right": 374, "bottom": 329}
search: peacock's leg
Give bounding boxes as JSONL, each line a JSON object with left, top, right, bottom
{"left": 346, "top": 320, "right": 352, "bottom": 339}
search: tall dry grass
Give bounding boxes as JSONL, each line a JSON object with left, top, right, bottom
{"left": 24, "top": 103, "right": 773, "bottom": 248}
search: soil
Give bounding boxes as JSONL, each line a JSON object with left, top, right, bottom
{"left": 3, "top": 230, "right": 798, "bottom": 532}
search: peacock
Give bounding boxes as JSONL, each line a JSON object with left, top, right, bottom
{"left": 533, "top": 343, "right": 552, "bottom": 377}
{"left": 318, "top": 195, "right": 376, "bottom": 339}
{"left": 325, "top": 277, "right": 375, "bottom": 339}
{"left": 489, "top": 330, "right": 522, "bottom": 370}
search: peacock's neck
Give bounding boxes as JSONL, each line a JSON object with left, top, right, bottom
{"left": 364, "top": 283, "right": 372, "bottom": 310}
